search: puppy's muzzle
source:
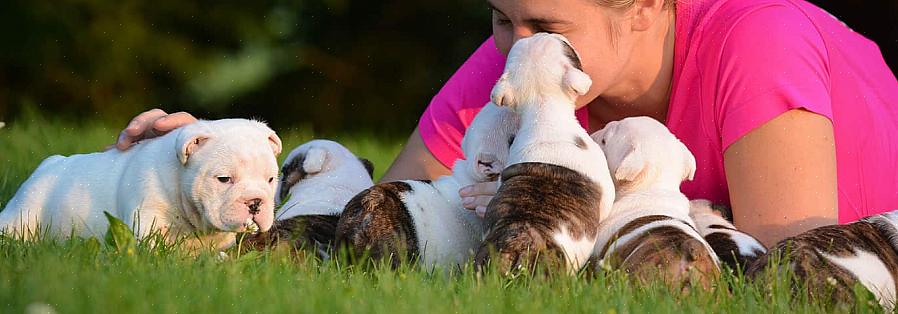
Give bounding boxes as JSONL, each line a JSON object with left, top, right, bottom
{"left": 246, "top": 198, "right": 263, "bottom": 215}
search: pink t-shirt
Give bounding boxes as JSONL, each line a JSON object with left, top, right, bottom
{"left": 418, "top": 0, "right": 898, "bottom": 223}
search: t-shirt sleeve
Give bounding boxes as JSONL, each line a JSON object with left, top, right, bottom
{"left": 712, "top": 4, "right": 834, "bottom": 150}
{"left": 417, "top": 37, "right": 506, "bottom": 168}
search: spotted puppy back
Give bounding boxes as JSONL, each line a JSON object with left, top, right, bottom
{"left": 334, "top": 181, "right": 420, "bottom": 267}
{"left": 475, "top": 162, "right": 602, "bottom": 274}
{"left": 594, "top": 215, "right": 720, "bottom": 290}
{"left": 746, "top": 216, "right": 898, "bottom": 310}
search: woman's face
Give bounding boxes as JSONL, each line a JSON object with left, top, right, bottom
{"left": 489, "top": 0, "right": 637, "bottom": 108}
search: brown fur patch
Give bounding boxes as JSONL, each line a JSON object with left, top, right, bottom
{"left": 334, "top": 181, "right": 419, "bottom": 267}
{"left": 241, "top": 214, "right": 340, "bottom": 257}
{"left": 704, "top": 232, "right": 764, "bottom": 271}
{"left": 746, "top": 218, "right": 898, "bottom": 305}
{"left": 596, "top": 217, "right": 719, "bottom": 289}
{"left": 474, "top": 162, "right": 603, "bottom": 274}
{"left": 574, "top": 136, "right": 588, "bottom": 150}
{"left": 278, "top": 156, "right": 308, "bottom": 201}
{"left": 559, "top": 40, "right": 583, "bottom": 71}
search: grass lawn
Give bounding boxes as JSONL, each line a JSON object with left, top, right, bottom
{"left": 0, "top": 113, "right": 882, "bottom": 313}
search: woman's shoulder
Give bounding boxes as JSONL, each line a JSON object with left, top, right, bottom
{"left": 418, "top": 37, "right": 505, "bottom": 168}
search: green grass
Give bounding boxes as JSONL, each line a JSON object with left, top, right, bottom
{"left": 0, "top": 114, "right": 883, "bottom": 313}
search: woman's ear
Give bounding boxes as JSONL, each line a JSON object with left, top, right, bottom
{"left": 631, "top": 0, "right": 668, "bottom": 32}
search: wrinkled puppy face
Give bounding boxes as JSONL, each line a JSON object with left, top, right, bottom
{"left": 591, "top": 117, "right": 696, "bottom": 191}
{"left": 460, "top": 102, "right": 520, "bottom": 182}
{"left": 490, "top": 33, "right": 592, "bottom": 110}
{"left": 276, "top": 140, "right": 374, "bottom": 205}
{"left": 177, "top": 120, "right": 282, "bottom": 233}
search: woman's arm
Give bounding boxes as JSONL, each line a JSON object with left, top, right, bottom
{"left": 379, "top": 127, "right": 452, "bottom": 183}
{"left": 724, "top": 109, "right": 838, "bottom": 247}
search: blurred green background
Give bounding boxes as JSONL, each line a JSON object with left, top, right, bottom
{"left": 0, "top": 0, "right": 894, "bottom": 135}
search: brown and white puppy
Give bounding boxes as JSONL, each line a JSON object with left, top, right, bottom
{"left": 746, "top": 211, "right": 898, "bottom": 310}
{"left": 474, "top": 33, "right": 615, "bottom": 274}
{"left": 240, "top": 140, "right": 374, "bottom": 258}
{"left": 688, "top": 199, "right": 766, "bottom": 272}
{"left": 336, "top": 102, "right": 519, "bottom": 268}
{"left": 590, "top": 117, "right": 719, "bottom": 288}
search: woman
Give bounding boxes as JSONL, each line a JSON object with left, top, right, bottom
{"left": 116, "top": 0, "right": 898, "bottom": 246}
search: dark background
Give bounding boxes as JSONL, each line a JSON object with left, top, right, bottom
{"left": 0, "top": 0, "right": 894, "bottom": 135}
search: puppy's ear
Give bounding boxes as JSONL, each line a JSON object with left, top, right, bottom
{"left": 176, "top": 130, "right": 210, "bottom": 165}
{"left": 268, "top": 132, "right": 283, "bottom": 156}
{"left": 681, "top": 143, "right": 697, "bottom": 181}
{"left": 562, "top": 64, "right": 592, "bottom": 96}
{"left": 358, "top": 158, "right": 375, "bottom": 179}
{"left": 490, "top": 73, "right": 515, "bottom": 107}
{"left": 614, "top": 151, "right": 647, "bottom": 183}
{"left": 302, "top": 147, "right": 328, "bottom": 174}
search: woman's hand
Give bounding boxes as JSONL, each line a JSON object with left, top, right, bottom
{"left": 114, "top": 109, "right": 197, "bottom": 150}
{"left": 459, "top": 181, "right": 499, "bottom": 218}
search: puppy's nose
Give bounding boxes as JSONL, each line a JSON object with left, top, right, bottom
{"left": 246, "top": 198, "right": 263, "bottom": 215}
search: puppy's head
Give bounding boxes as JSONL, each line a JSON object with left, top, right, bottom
{"left": 175, "top": 119, "right": 281, "bottom": 233}
{"left": 491, "top": 33, "right": 591, "bottom": 110}
{"left": 276, "top": 139, "right": 374, "bottom": 206}
{"left": 591, "top": 117, "right": 696, "bottom": 192}
{"left": 458, "top": 102, "right": 520, "bottom": 182}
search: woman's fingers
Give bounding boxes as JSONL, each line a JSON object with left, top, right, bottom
{"left": 459, "top": 181, "right": 499, "bottom": 211}
{"left": 116, "top": 109, "right": 168, "bottom": 150}
{"left": 153, "top": 111, "right": 197, "bottom": 132}
{"left": 114, "top": 109, "right": 197, "bottom": 151}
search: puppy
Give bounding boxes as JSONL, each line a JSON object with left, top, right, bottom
{"left": 475, "top": 33, "right": 616, "bottom": 274}
{"left": 336, "top": 102, "right": 519, "bottom": 267}
{"left": 590, "top": 117, "right": 719, "bottom": 288}
{"left": 746, "top": 210, "right": 898, "bottom": 310}
{"left": 688, "top": 199, "right": 766, "bottom": 272}
{"left": 240, "top": 140, "right": 374, "bottom": 258}
{"left": 0, "top": 119, "right": 282, "bottom": 251}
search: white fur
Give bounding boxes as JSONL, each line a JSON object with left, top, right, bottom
{"left": 275, "top": 140, "right": 374, "bottom": 220}
{"left": 689, "top": 199, "right": 766, "bottom": 258}
{"left": 821, "top": 250, "right": 896, "bottom": 311}
{"left": 400, "top": 102, "right": 519, "bottom": 267}
{"left": 591, "top": 117, "right": 719, "bottom": 268}
{"left": 553, "top": 226, "right": 598, "bottom": 269}
{"left": 492, "top": 33, "right": 615, "bottom": 271}
{"left": 0, "top": 119, "right": 281, "bottom": 251}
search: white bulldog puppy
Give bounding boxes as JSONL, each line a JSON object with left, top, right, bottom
{"left": 590, "top": 117, "right": 719, "bottom": 288}
{"left": 241, "top": 139, "right": 375, "bottom": 258}
{"left": 336, "top": 102, "right": 519, "bottom": 268}
{"left": 688, "top": 199, "right": 766, "bottom": 272}
{"left": 0, "top": 119, "right": 282, "bottom": 251}
{"left": 747, "top": 210, "right": 898, "bottom": 311}
{"left": 474, "top": 33, "right": 615, "bottom": 274}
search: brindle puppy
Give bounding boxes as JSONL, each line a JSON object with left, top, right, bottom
{"left": 746, "top": 211, "right": 898, "bottom": 310}
{"left": 475, "top": 162, "right": 602, "bottom": 274}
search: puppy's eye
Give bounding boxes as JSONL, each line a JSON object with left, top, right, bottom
{"left": 601, "top": 139, "right": 606, "bottom": 145}
{"left": 268, "top": 177, "right": 275, "bottom": 184}
{"left": 217, "top": 176, "right": 232, "bottom": 184}
{"left": 507, "top": 136, "right": 515, "bottom": 146}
